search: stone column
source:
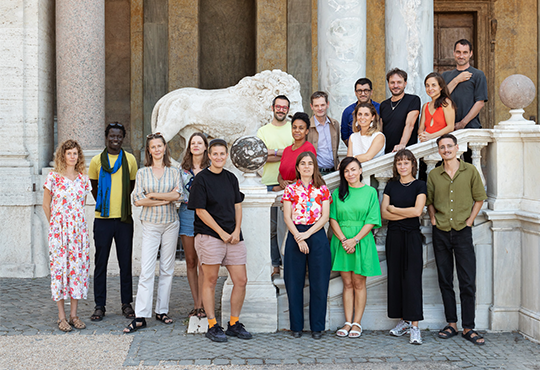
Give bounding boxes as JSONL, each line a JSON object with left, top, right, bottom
{"left": 221, "top": 178, "right": 278, "bottom": 332}
{"left": 385, "top": 0, "right": 433, "bottom": 103}
{"left": 56, "top": 0, "right": 105, "bottom": 155}
{"left": 318, "top": 0, "right": 366, "bottom": 121}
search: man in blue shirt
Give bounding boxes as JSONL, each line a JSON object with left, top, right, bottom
{"left": 341, "top": 78, "right": 380, "bottom": 145}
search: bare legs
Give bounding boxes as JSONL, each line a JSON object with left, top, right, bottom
{"left": 57, "top": 298, "right": 79, "bottom": 320}
{"left": 201, "top": 264, "right": 247, "bottom": 321}
{"left": 182, "top": 235, "right": 203, "bottom": 310}
{"left": 339, "top": 271, "right": 367, "bottom": 333}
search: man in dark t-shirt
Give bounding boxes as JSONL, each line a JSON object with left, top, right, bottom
{"left": 379, "top": 68, "right": 421, "bottom": 154}
{"left": 442, "top": 39, "right": 488, "bottom": 130}
{"left": 188, "top": 139, "right": 252, "bottom": 343}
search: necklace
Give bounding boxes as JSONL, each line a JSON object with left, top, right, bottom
{"left": 400, "top": 179, "right": 415, "bottom": 187}
{"left": 391, "top": 97, "right": 403, "bottom": 111}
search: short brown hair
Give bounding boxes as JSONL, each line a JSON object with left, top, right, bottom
{"left": 54, "top": 139, "right": 86, "bottom": 174}
{"left": 310, "top": 91, "right": 328, "bottom": 104}
{"left": 392, "top": 149, "right": 418, "bottom": 180}
{"left": 386, "top": 68, "right": 408, "bottom": 82}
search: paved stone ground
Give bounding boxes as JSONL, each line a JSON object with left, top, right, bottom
{"left": 1, "top": 277, "right": 539, "bottom": 369}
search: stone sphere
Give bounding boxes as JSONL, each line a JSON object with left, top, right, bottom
{"left": 230, "top": 136, "right": 268, "bottom": 173}
{"left": 499, "top": 74, "right": 536, "bottom": 109}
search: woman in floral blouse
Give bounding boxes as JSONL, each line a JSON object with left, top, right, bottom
{"left": 42, "top": 140, "right": 92, "bottom": 332}
{"left": 282, "top": 151, "right": 332, "bottom": 340}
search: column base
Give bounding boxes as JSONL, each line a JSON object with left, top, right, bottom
{"left": 490, "top": 305, "right": 520, "bottom": 331}
{"left": 519, "top": 307, "right": 540, "bottom": 343}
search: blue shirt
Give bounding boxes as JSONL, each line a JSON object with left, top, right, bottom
{"left": 340, "top": 100, "right": 380, "bottom": 142}
{"left": 314, "top": 117, "right": 335, "bottom": 169}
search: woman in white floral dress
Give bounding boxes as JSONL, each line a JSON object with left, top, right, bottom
{"left": 43, "top": 140, "right": 92, "bottom": 332}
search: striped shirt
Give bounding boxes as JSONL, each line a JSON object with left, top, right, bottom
{"left": 132, "top": 166, "right": 182, "bottom": 223}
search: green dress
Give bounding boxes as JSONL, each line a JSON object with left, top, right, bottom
{"left": 330, "top": 185, "right": 382, "bottom": 276}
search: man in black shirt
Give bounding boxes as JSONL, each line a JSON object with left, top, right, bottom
{"left": 379, "top": 68, "right": 421, "bottom": 154}
{"left": 188, "top": 139, "right": 252, "bottom": 342}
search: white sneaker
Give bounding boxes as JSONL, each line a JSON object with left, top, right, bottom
{"left": 409, "top": 326, "right": 422, "bottom": 344}
{"left": 389, "top": 320, "right": 411, "bottom": 336}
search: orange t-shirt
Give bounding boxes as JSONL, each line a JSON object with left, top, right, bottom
{"left": 424, "top": 104, "right": 447, "bottom": 134}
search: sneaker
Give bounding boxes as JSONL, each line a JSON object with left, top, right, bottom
{"left": 409, "top": 326, "right": 423, "bottom": 345}
{"left": 389, "top": 320, "right": 411, "bottom": 337}
{"left": 206, "top": 324, "right": 228, "bottom": 342}
{"left": 225, "top": 321, "right": 253, "bottom": 339}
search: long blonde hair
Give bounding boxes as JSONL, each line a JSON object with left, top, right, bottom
{"left": 352, "top": 102, "right": 380, "bottom": 136}
{"left": 54, "top": 140, "right": 86, "bottom": 174}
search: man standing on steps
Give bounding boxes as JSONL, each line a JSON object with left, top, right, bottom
{"left": 379, "top": 69, "right": 421, "bottom": 154}
{"left": 257, "top": 95, "right": 294, "bottom": 278}
{"left": 89, "top": 122, "right": 138, "bottom": 322}
{"left": 188, "top": 139, "right": 252, "bottom": 343}
{"left": 427, "top": 133, "right": 487, "bottom": 346}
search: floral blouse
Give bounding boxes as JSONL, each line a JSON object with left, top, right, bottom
{"left": 282, "top": 180, "right": 331, "bottom": 225}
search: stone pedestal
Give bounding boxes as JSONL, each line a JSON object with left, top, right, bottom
{"left": 56, "top": 0, "right": 105, "bottom": 151}
{"left": 318, "top": 0, "right": 366, "bottom": 121}
{"left": 221, "top": 179, "right": 278, "bottom": 332}
{"left": 385, "top": 0, "right": 433, "bottom": 102}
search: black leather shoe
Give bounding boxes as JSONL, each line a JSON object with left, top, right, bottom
{"left": 312, "top": 331, "right": 322, "bottom": 339}
{"left": 292, "top": 331, "right": 302, "bottom": 338}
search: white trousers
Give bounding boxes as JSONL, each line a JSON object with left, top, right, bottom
{"left": 135, "top": 220, "right": 179, "bottom": 318}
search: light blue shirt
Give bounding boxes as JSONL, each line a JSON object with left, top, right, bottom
{"left": 315, "top": 117, "right": 334, "bottom": 169}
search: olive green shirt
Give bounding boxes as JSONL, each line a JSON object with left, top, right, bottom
{"left": 426, "top": 160, "right": 487, "bottom": 232}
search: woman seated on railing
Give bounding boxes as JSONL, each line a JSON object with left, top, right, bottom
{"left": 346, "top": 102, "right": 385, "bottom": 162}
{"left": 276, "top": 112, "right": 316, "bottom": 191}
{"left": 418, "top": 72, "right": 456, "bottom": 142}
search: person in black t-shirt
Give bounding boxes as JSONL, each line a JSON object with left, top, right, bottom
{"left": 379, "top": 68, "right": 421, "bottom": 154}
{"left": 187, "top": 139, "right": 252, "bottom": 342}
{"left": 381, "top": 149, "right": 427, "bottom": 345}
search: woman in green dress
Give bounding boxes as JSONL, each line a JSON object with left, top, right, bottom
{"left": 330, "top": 156, "right": 382, "bottom": 338}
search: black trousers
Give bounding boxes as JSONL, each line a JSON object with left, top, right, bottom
{"left": 284, "top": 225, "right": 331, "bottom": 332}
{"left": 93, "top": 218, "right": 134, "bottom": 307}
{"left": 386, "top": 227, "right": 424, "bottom": 321}
{"left": 432, "top": 226, "right": 476, "bottom": 329}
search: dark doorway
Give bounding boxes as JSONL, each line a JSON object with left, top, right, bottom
{"left": 199, "top": 0, "right": 256, "bottom": 89}
{"left": 434, "top": 12, "right": 476, "bottom": 73}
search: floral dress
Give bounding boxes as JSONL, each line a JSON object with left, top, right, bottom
{"left": 44, "top": 172, "right": 92, "bottom": 301}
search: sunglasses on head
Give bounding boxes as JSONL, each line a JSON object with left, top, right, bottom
{"left": 147, "top": 132, "right": 163, "bottom": 139}
{"left": 108, "top": 122, "right": 124, "bottom": 128}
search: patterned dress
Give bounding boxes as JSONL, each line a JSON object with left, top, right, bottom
{"left": 44, "top": 172, "right": 92, "bottom": 301}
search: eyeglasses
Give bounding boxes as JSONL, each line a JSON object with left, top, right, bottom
{"left": 147, "top": 132, "right": 163, "bottom": 139}
{"left": 438, "top": 143, "right": 456, "bottom": 150}
{"left": 355, "top": 89, "right": 372, "bottom": 95}
{"left": 274, "top": 105, "right": 289, "bottom": 112}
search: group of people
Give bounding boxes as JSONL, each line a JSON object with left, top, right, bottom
{"left": 42, "top": 38, "right": 488, "bottom": 346}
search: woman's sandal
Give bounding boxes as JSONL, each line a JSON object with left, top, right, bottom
{"left": 69, "top": 316, "right": 86, "bottom": 329}
{"left": 349, "top": 322, "right": 362, "bottom": 338}
{"left": 57, "top": 318, "right": 72, "bottom": 332}
{"left": 462, "top": 329, "right": 485, "bottom": 345}
{"left": 155, "top": 313, "right": 173, "bottom": 325}
{"left": 197, "top": 308, "right": 207, "bottom": 319}
{"left": 438, "top": 325, "right": 458, "bottom": 339}
{"left": 188, "top": 308, "right": 198, "bottom": 317}
{"left": 123, "top": 318, "right": 147, "bottom": 333}
{"left": 336, "top": 322, "right": 352, "bottom": 337}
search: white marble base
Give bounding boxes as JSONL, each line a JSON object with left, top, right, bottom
{"left": 187, "top": 316, "right": 208, "bottom": 333}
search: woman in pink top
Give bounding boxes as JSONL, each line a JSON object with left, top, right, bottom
{"left": 418, "top": 73, "right": 456, "bottom": 142}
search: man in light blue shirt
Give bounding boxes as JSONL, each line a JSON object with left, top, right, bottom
{"left": 307, "top": 91, "right": 340, "bottom": 175}
{"left": 341, "top": 78, "right": 380, "bottom": 146}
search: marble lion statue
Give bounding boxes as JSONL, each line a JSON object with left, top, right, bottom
{"left": 151, "top": 70, "right": 303, "bottom": 146}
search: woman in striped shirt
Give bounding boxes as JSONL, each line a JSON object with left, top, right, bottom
{"left": 124, "top": 133, "right": 182, "bottom": 333}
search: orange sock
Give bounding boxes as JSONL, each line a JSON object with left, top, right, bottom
{"left": 230, "top": 316, "right": 239, "bottom": 326}
{"left": 208, "top": 318, "right": 217, "bottom": 328}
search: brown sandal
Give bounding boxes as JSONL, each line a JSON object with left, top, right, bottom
{"left": 188, "top": 308, "right": 198, "bottom": 317}
{"left": 69, "top": 316, "right": 86, "bottom": 329}
{"left": 197, "top": 308, "right": 207, "bottom": 318}
{"left": 57, "top": 318, "right": 72, "bottom": 332}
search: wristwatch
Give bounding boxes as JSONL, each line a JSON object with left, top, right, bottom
{"left": 354, "top": 238, "right": 359, "bottom": 245}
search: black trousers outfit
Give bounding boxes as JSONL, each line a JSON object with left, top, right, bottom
{"left": 284, "top": 225, "right": 331, "bottom": 332}
{"left": 432, "top": 225, "right": 476, "bottom": 329}
{"left": 386, "top": 226, "right": 424, "bottom": 321}
{"left": 93, "top": 218, "right": 134, "bottom": 307}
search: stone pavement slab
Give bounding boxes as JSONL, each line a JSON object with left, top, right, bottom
{"left": 1, "top": 277, "right": 539, "bottom": 369}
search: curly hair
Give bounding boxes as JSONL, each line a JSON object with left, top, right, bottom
{"left": 54, "top": 139, "right": 86, "bottom": 174}
{"left": 181, "top": 132, "right": 210, "bottom": 171}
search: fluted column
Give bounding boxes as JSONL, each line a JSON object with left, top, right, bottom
{"left": 385, "top": 0, "right": 433, "bottom": 103}
{"left": 56, "top": 0, "right": 105, "bottom": 153}
{"left": 318, "top": 0, "right": 366, "bottom": 120}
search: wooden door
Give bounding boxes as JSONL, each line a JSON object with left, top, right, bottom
{"left": 434, "top": 13, "right": 476, "bottom": 73}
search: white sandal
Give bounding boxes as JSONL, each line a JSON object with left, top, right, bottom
{"left": 336, "top": 322, "right": 352, "bottom": 337}
{"left": 349, "top": 322, "right": 362, "bottom": 338}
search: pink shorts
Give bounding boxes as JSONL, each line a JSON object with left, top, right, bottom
{"left": 194, "top": 234, "right": 247, "bottom": 265}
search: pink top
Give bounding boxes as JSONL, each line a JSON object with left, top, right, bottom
{"left": 282, "top": 180, "right": 332, "bottom": 225}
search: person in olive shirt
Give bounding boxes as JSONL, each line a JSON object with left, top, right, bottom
{"left": 427, "top": 133, "right": 487, "bottom": 345}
